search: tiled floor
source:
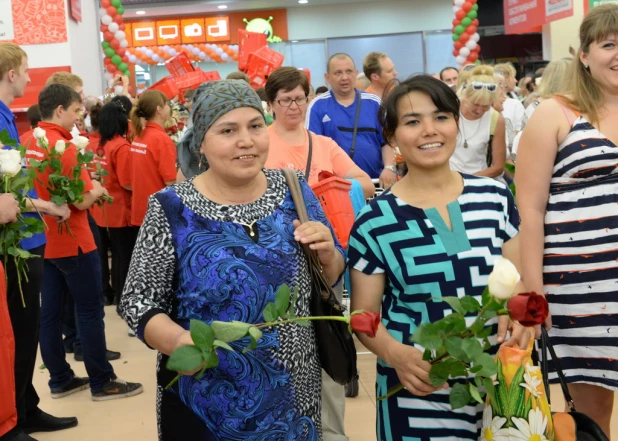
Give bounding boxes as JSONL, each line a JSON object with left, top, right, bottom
{"left": 32, "top": 306, "right": 617, "bottom": 440}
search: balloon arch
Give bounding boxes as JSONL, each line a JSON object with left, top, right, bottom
{"left": 451, "top": 0, "right": 481, "bottom": 67}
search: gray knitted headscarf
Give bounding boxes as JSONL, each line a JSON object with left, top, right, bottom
{"left": 176, "top": 80, "right": 265, "bottom": 179}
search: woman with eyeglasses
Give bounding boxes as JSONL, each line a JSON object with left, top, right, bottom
{"left": 450, "top": 65, "right": 507, "bottom": 184}
{"left": 264, "top": 67, "right": 375, "bottom": 198}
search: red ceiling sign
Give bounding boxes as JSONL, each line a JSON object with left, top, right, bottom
{"left": 504, "top": 0, "right": 573, "bottom": 34}
{"left": 69, "top": 0, "right": 82, "bottom": 23}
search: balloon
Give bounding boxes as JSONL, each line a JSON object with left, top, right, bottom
{"left": 107, "top": 6, "right": 117, "bottom": 15}
{"left": 459, "top": 32, "right": 470, "bottom": 43}
{"left": 120, "top": 40, "right": 129, "bottom": 48}
{"left": 473, "top": 45, "right": 481, "bottom": 53}
{"left": 192, "top": 48, "right": 199, "bottom": 55}
{"left": 104, "top": 47, "right": 115, "bottom": 57}
{"left": 104, "top": 72, "right": 113, "bottom": 81}
{"left": 454, "top": 40, "right": 464, "bottom": 50}
{"left": 112, "top": 54, "right": 122, "bottom": 65}
{"left": 454, "top": 0, "right": 465, "bottom": 5}
{"left": 468, "top": 52, "right": 479, "bottom": 62}
{"left": 452, "top": 18, "right": 460, "bottom": 26}
{"left": 103, "top": 57, "right": 111, "bottom": 66}
{"left": 119, "top": 23, "right": 126, "bottom": 31}
{"left": 456, "top": 55, "right": 467, "bottom": 65}
{"left": 116, "top": 47, "right": 126, "bottom": 56}
{"left": 110, "top": 39, "right": 120, "bottom": 50}
{"left": 459, "top": 47, "right": 470, "bottom": 57}
{"left": 113, "top": 14, "right": 123, "bottom": 24}
{"left": 99, "top": 8, "right": 108, "bottom": 17}
{"left": 472, "top": 32, "right": 480, "bottom": 42}
{"left": 467, "top": 10, "right": 478, "bottom": 19}
{"left": 100, "top": 24, "right": 108, "bottom": 32}
{"left": 462, "top": 2, "right": 473, "bottom": 12}
{"left": 453, "top": 49, "right": 459, "bottom": 57}
{"left": 101, "top": 15, "right": 112, "bottom": 25}
{"left": 465, "top": 39, "right": 477, "bottom": 50}
{"left": 456, "top": 9, "right": 466, "bottom": 20}
{"left": 114, "top": 30, "right": 125, "bottom": 40}
{"left": 101, "top": 0, "right": 110, "bottom": 7}
{"left": 122, "top": 55, "right": 128, "bottom": 63}
{"left": 467, "top": 25, "right": 477, "bottom": 35}
{"left": 129, "top": 55, "right": 138, "bottom": 63}
{"left": 170, "top": 49, "right": 177, "bottom": 56}
{"left": 221, "top": 53, "right": 229, "bottom": 61}
{"left": 454, "top": 25, "right": 465, "bottom": 35}
{"left": 472, "top": 3, "right": 478, "bottom": 10}
{"left": 452, "top": 5, "right": 459, "bottom": 13}
{"left": 452, "top": 33, "right": 460, "bottom": 42}
{"left": 199, "top": 52, "right": 206, "bottom": 60}
{"left": 107, "top": 78, "right": 115, "bottom": 87}
{"left": 117, "top": 6, "right": 124, "bottom": 15}
{"left": 101, "top": 41, "right": 110, "bottom": 49}
{"left": 106, "top": 63, "right": 116, "bottom": 72}
{"left": 118, "top": 62, "right": 128, "bottom": 71}
{"left": 461, "top": 17, "right": 472, "bottom": 27}
{"left": 111, "top": 0, "right": 121, "bottom": 7}
{"left": 103, "top": 31, "right": 114, "bottom": 41}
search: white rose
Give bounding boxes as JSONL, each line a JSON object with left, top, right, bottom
{"left": 0, "top": 149, "right": 23, "bottom": 177}
{"left": 33, "top": 127, "right": 46, "bottom": 139}
{"left": 73, "top": 135, "right": 89, "bottom": 152}
{"left": 488, "top": 257, "right": 521, "bottom": 300}
{"left": 54, "top": 140, "right": 66, "bottom": 155}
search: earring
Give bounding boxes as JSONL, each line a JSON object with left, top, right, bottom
{"left": 583, "top": 63, "right": 589, "bottom": 69}
{"left": 198, "top": 154, "right": 206, "bottom": 170}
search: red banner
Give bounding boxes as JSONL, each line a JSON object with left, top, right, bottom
{"left": 69, "top": 0, "right": 82, "bottom": 23}
{"left": 504, "top": 0, "right": 573, "bottom": 34}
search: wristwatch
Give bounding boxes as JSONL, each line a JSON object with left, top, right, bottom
{"left": 384, "top": 165, "right": 397, "bottom": 173}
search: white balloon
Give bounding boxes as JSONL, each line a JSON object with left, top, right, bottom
{"left": 452, "top": 5, "right": 460, "bottom": 13}
{"left": 101, "top": 15, "right": 112, "bottom": 25}
{"left": 465, "top": 39, "right": 477, "bottom": 50}
{"left": 459, "top": 47, "right": 470, "bottom": 57}
{"left": 472, "top": 32, "right": 480, "bottom": 42}
{"left": 99, "top": 8, "right": 108, "bottom": 17}
{"left": 199, "top": 53, "right": 206, "bottom": 60}
{"left": 120, "top": 40, "right": 128, "bottom": 48}
{"left": 221, "top": 53, "right": 229, "bottom": 61}
{"left": 215, "top": 47, "right": 223, "bottom": 55}
{"left": 114, "top": 31, "right": 125, "bottom": 40}
{"left": 454, "top": 0, "right": 465, "bottom": 5}
{"left": 114, "top": 85, "right": 124, "bottom": 95}
{"left": 192, "top": 48, "right": 199, "bottom": 55}
{"left": 129, "top": 55, "right": 137, "bottom": 63}
{"left": 152, "top": 55, "right": 160, "bottom": 63}
{"left": 104, "top": 72, "right": 113, "bottom": 81}
{"left": 108, "top": 22, "right": 119, "bottom": 33}
{"left": 108, "top": 78, "right": 115, "bottom": 87}
{"left": 146, "top": 49, "right": 153, "bottom": 56}
{"left": 170, "top": 49, "right": 177, "bottom": 56}
{"left": 456, "top": 55, "right": 467, "bottom": 65}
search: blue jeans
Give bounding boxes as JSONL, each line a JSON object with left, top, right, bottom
{"left": 39, "top": 250, "right": 114, "bottom": 393}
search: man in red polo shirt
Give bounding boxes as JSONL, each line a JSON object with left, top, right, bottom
{"left": 27, "top": 84, "right": 143, "bottom": 402}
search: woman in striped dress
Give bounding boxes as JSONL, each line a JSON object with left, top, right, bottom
{"left": 347, "top": 75, "right": 532, "bottom": 440}
{"left": 517, "top": 5, "right": 618, "bottom": 437}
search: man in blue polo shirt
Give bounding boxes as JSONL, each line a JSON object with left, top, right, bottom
{"left": 0, "top": 42, "right": 74, "bottom": 441}
{"left": 306, "top": 52, "right": 397, "bottom": 189}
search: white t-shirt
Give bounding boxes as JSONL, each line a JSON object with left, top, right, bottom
{"left": 511, "top": 99, "right": 542, "bottom": 159}
{"left": 450, "top": 110, "right": 494, "bottom": 175}
{"left": 502, "top": 98, "right": 526, "bottom": 132}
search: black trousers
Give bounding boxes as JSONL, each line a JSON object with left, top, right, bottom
{"left": 94, "top": 223, "right": 116, "bottom": 302}
{"left": 6, "top": 244, "right": 45, "bottom": 426}
{"left": 108, "top": 226, "right": 139, "bottom": 303}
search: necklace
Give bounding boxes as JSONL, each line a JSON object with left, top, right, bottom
{"left": 461, "top": 115, "right": 483, "bottom": 148}
{"left": 236, "top": 219, "right": 258, "bottom": 237}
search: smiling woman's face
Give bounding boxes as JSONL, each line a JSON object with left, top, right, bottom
{"left": 201, "top": 107, "right": 269, "bottom": 184}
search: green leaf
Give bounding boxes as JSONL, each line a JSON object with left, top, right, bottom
{"left": 203, "top": 349, "right": 220, "bottom": 368}
{"left": 275, "top": 284, "right": 291, "bottom": 317}
{"left": 440, "top": 297, "right": 465, "bottom": 315}
{"left": 481, "top": 287, "right": 491, "bottom": 307}
{"left": 263, "top": 303, "right": 279, "bottom": 322}
{"left": 449, "top": 382, "right": 471, "bottom": 410}
{"left": 411, "top": 323, "right": 443, "bottom": 350}
{"left": 483, "top": 377, "right": 497, "bottom": 404}
{"left": 422, "top": 348, "right": 432, "bottom": 361}
{"left": 477, "top": 326, "right": 493, "bottom": 339}
{"left": 295, "top": 320, "right": 311, "bottom": 327}
{"left": 248, "top": 327, "right": 263, "bottom": 345}
{"left": 429, "top": 362, "right": 451, "bottom": 387}
{"left": 460, "top": 296, "right": 481, "bottom": 313}
{"left": 469, "top": 383, "right": 484, "bottom": 404}
{"left": 472, "top": 353, "right": 498, "bottom": 377}
{"left": 51, "top": 195, "right": 66, "bottom": 205}
{"left": 444, "top": 336, "right": 469, "bottom": 361}
{"left": 461, "top": 338, "right": 483, "bottom": 360}
{"left": 504, "top": 163, "right": 515, "bottom": 174}
{"left": 441, "top": 313, "right": 467, "bottom": 333}
{"left": 213, "top": 340, "right": 234, "bottom": 352}
{"left": 448, "top": 359, "right": 468, "bottom": 378}
{"left": 166, "top": 345, "right": 203, "bottom": 373}
{"left": 480, "top": 308, "right": 498, "bottom": 320}
{"left": 210, "top": 321, "right": 251, "bottom": 343}
{"left": 190, "top": 320, "right": 214, "bottom": 351}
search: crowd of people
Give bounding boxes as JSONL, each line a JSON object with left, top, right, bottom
{"left": 0, "top": 3, "right": 617, "bottom": 440}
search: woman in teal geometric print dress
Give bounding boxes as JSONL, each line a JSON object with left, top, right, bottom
{"left": 347, "top": 76, "right": 534, "bottom": 440}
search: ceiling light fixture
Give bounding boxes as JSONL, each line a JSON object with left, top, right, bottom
{"left": 136, "top": 10, "right": 146, "bottom": 15}
{"left": 298, "top": 0, "right": 308, "bottom": 3}
{"left": 218, "top": 5, "right": 228, "bottom": 9}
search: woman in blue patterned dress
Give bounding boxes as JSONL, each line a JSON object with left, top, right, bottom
{"left": 347, "top": 76, "right": 533, "bottom": 440}
{"left": 517, "top": 5, "right": 618, "bottom": 437}
{"left": 120, "top": 80, "right": 345, "bottom": 441}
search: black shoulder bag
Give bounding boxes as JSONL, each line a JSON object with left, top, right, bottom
{"left": 304, "top": 131, "right": 313, "bottom": 180}
{"left": 348, "top": 91, "right": 363, "bottom": 160}
{"left": 282, "top": 168, "right": 357, "bottom": 385}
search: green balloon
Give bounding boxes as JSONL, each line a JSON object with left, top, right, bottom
{"left": 111, "top": 0, "right": 121, "bottom": 7}
{"left": 452, "top": 33, "right": 460, "bottom": 42}
{"left": 455, "top": 25, "right": 465, "bottom": 35}
{"left": 112, "top": 54, "right": 122, "bottom": 65}
{"left": 101, "top": 41, "right": 110, "bottom": 49}
{"left": 461, "top": 17, "right": 472, "bottom": 27}
{"left": 123, "top": 70, "right": 130, "bottom": 76}
{"left": 118, "top": 62, "right": 128, "bottom": 71}
{"left": 472, "top": 4, "right": 478, "bottom": 11}
{"left": 104, "top": 47, "right": 115, "bottom": 57}
{"left": 117, "top": 6, "right": 124, "bottom": 14}
{"left": 467, "top": 10, "right": 478, "bottom": 19}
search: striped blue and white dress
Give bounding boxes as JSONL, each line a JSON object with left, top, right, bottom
{"left": 544, "top": 112, "right": 618, "bottom": 392}
{"left": 347, "top": 175, "right": 519, "bottom": 441}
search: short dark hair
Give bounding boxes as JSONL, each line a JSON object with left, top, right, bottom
{"left": 380, "top": 75, "right": 460, "bottom": 142}
{"left": 265, "top": 67, "right": 310, "bottom": 103}
{"left": 363, "top": 52, "right": 387, "bottom": 79}
{"left": 110, "top": 95, "right": 133, "bottom": 116}
{"left": 315, "top": 86, "right": 328, "bottom": 94}
{"left": 439, "top": 66, "right": 458, "bottom": 80}
{"left": 327, "top": 53, "right": 355, "bottom": 73}
{"left": 100, "top": 102, "right": 128, "bottom": 148}
{"left": 89, "top": 103, "right": 103, "bottom": 131}
{"left": 38, "top": 84, "right": 82, "bottom": 120}
{"left": 226, "top": 71, "right": 250, "bottom": 83}
{"left": 255, "top": 87, "right": 267, "bottom": 102}
{"left": 26, "top": 104, "right": 41, "bottom": 128}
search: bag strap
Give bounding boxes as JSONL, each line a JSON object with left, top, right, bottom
{"left": 541, "top": 327, "right": 576, "bottom": 411}
{"left": 348, "top": 91, "right": 362, "bottom": 160}
{"left": 305, "top": 131, "right": 313, "bottom": 181}
{"left": 490, "top": 109, "right": 500, "bottom": 136}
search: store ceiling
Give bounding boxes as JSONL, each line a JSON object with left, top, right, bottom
{"left": 122, "top": 0, "right": 376, "bottom": 18}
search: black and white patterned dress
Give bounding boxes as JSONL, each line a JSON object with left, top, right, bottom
{"left": 120, "top": 169, "right": 343, "bottom": 441}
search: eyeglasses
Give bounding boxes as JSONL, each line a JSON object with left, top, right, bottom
{"left": 467, "top": 81, "right": 497, "bottom": 92}
{"left": 276, "top": 97, "right": 309, "bottom": 107}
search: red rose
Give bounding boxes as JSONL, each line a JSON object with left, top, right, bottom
{"left": 350, "top": 312, "right": 380, "bottom": 338}
{"left": 507, "top": 292, "right": 549, "bottom": 327}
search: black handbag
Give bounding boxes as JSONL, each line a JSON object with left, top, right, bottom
{"left": 283, "top": 169, "right": 357, "bottom": 386}
{"left": 539, "top": 328, "right": 610, "bottom": 441}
